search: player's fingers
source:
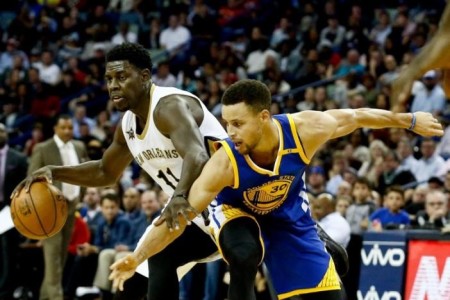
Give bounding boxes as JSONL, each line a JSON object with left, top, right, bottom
{"left": 153, "top": 215, "right": 166, "bottom": 226}
{"left": 173, "top": 216, "right": 180, "bottom": 231}
{"left": 119, "top": 279, "right": 125, "bottom": 291}
{"left": 180, "top": 211, "right": 192, "bottom": 226}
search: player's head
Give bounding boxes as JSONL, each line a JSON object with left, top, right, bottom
{"left": 221, "top": 79, "right": 272, "bottom": 154}
{"left": 105, "top": 43, "right": 153, "bottom": 112}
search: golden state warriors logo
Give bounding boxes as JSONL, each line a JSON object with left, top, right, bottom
{"left": 243, "top": 176, "right": 294, "bottom": 215}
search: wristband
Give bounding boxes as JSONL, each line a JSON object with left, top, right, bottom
{"left": 408, "top": 113, "right": 416, "bottom": 130}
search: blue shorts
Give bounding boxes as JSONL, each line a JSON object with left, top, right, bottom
{"left": 210, "top": 204, "right": 341, "bottom": 299}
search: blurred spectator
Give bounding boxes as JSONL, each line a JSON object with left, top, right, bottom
{"left": 334, "top": 49, "right": 365, "bottom": 78}
{"left": 32, "top": 50, "right": 62, "bottom": 86}
{"left": 319, "top": 15, "right": 345, "bottom": 52}
{"left": 336, "top": 195, "right": 352, "bottom": 217}
{"left": 23, "top": 123, "right": 45, "bottom": 157}
{"left": 72, "top": 105, "right": 96, "bottom": 139}
{"left": 0, "top": 122, "right": 28, "bottom": 299}
{"left": 0, "top": 38, "right": 30, "bottom": 76}
{"left": 369, "top": 10, "right": 392, "bottom": 47}
{"left": 377, "top": 150, "right": 416, "bottom": 195}
{"left": 311, "top": 193, "right": 351, "bottom": 247}
{"left": 412, "top": 190, "right": 449, "bottom": 229}
{"left": 404, "top": 185, "right": 428, "bottom": 219}
{"left": 378, "top": 55, "right": 399, "bottom": 87}
{"left": 410, "top": 70, "right": 446, "bottom": 116}
{"left": 396, "top": 136, "right": 418, "bottom": 172}
{"left": 414, "top": 138, "right": 445, "bottom": 183}
{"left": 306, "top": 165, "right": 327, "bottom": 197}
{"left": 152, "top": 61, "right": 177, "bottom": 87}
{"left": 369, "top": 186, "right": 410, "bottom": 231}
{"left": 111, "top": 21, "right": 138, "bottom": 45}
{"left": 159, "top": 14, "right": 191, "bottom": 66}
{"left": 65, "top": 193, "right": 131, "bottom": 299}
{"left": 346, "top": 178, "right": 377, "bottom": 235}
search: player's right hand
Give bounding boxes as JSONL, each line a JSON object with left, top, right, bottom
{"left": 154, "top": 195, "right": 197, "bottom": 231}
{"left": 109, "top": 253, "right": 138, "bottom": 291}
{"left": 11, "top": 166, "right": 53, "bottom": 199}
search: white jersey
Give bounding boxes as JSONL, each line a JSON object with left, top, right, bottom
{"left": 121, "top": 85, "right": 226, "bottom": 278}
{"left": 122, "top": 85, "right": 227, "bottom": 194}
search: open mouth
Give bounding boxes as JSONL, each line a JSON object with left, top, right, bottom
{"left": 111, "top": 96, "right": 124, "bottom": 102}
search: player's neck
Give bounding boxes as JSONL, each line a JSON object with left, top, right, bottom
{"left": 249, "top": 121, "right": 279, "bottom": 166}
{"left": 132, "top": 83, "right": 153, "bottom": 131}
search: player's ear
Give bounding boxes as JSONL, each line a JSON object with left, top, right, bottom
{"left": 141, "top": 68, "right": 151, "bottom": 83}
{"left": 260, "top": 109, "right": 271, "bottom": 122}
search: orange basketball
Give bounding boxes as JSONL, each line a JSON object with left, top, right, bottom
{"left": 10, "top": 181, "right": 68, "bottom": 240}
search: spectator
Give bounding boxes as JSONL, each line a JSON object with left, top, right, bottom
{"left": 410, "top": 70, "right": 446, "bottom": 116}
{"left": 311, "top": 193, "right": 351, "bottom": 247}
{"left": 412, "top": 190, "right": 449, "bottom": 230}
{"left": 111, "top": 22, "right": 138, "bottom": 46}
{"left": 377, "top": 150, "right": 416, "bottom": 195}
{"left": 346, "top": 177, "right": 377, "bottom": 235}
{"left": 306, "top": 165, "right": 327, "bottom": 197}
{"left": 369, "top": 10, "right": 392, "bottom": 47}
{"left": 65, "top": 193, "right": 131, "bottom": 299}
{"left": 151, "top": 61, "right": 177, "bottom": 87}
{"left": 414, "top": 138, "right": 446, "bottom": 183}
{"left": 369, "top": 186, "right": 410, "bottom": 231}
{"left": 0, "top": 38, "right": 30, "bottom": 76}
{"left": 336, "top": 195, "right": 352, "bottom": 217}
{"left": 32, "top": 50, "right": 62, "bottom": 86}
{"left": 319, "top": 15, "right": 346, "bottom": 51}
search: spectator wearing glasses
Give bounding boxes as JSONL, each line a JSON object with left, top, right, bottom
{"left": 412, "top": 190, "right": 449, "bottom": 230}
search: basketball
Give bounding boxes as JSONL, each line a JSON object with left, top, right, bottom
{"left": 10, "top": 181, "right": 68, "bottom": 240}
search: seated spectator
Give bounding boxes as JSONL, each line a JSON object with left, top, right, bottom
{"left": 369, "top": 186, "right": 410, "bottom": 231}
{"left": 311, "top": 193, "right": 351, "bottom": 247}
{"left": 346, "top": 177, "right": 377, "bottom": 236}
{"left": 93, "top": 190, "right": 161, "bottom": 298}
{"left": 64, "top": 193, "right": 131, "bottom": 299}
{"left": 306, "top": 165, "right": 327, "bottom": 197}
{"left": 377, "top": 150, "right": 416, "bottom": 195}
{"left": 336, "top": 195, "right": 352, "bottom": 217}
{"left": 410, "top": 70, "right": 446, "bottom": 116}
{"left": 412, "top": 190, "right": 449, "bottom": 230}
{"left": 151, "top": 61, "right": 177, "bottom": 87}
{"left": 414, "top": 138, "right": 446, "bottom": 184}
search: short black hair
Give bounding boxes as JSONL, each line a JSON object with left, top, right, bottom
{"left": 106, "top": 43, "right": 152, "bottom": 71}
{"left": 100, "top": 192, "right": 120, "bottom": 206}
{"left": 384, "top": 185, "right": 404, "bottom": 198}
{"left": 221, "top": 79, "right": 271, "bottom": 113}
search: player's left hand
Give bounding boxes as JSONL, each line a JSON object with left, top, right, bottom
{"left": 109, "top": 253, "right": 139, "bottom": 291}
{"left": 410, "top": 112, "right": 444, "bottom": 137}
{"left": 154, "top": 195, "right": 198, "bottom": 231}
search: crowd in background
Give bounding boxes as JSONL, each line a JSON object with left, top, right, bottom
{"left": 1, "top": 0, "right": 450, "bottom": 299}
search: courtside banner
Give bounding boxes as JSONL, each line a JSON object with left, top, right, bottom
{"left": 404, "top": 240, "right": 450, "bottom": 300}
{"left": 358, "top": 231, "right": 407, "bottom": 300}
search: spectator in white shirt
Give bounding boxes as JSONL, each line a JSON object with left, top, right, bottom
{"left": 32, "top": 50, "right": 61, "bottom": 86}
{"left": 311, "top": 193, "right": 351, "bottom": 247}
{"left": 410, "top": 70, "right": 446, "bottom": 116}
{"left": 414, "top": 138, "right": 446, "bottom": 183}
{"left": 111, "top": 22, "right": 138, "bottom": 45}
{"left": 151, "top": 61, "right": 177, "bottom": 87}
{"left": 159, "top": 14, "right": 191, "bottom": 55}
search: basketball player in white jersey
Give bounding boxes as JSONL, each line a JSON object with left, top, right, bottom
{"left": 13, "top": 43, "right": 229, "bottom": 300}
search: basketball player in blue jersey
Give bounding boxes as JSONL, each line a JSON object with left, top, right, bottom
{"left": 12, "top": 43, "right": 231, "bottom": 300}
{"left": 391, "top": 1, "right": 450, "bottom": 111}
{"left": 110, "top": 79, "right": 443, "bottom": 299}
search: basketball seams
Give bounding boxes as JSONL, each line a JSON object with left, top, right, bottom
{"left": 29, "top": 182, "right": 51, "bottom": 238}
{"left": 11, "top": 182, "right": 67, "bottom": 240}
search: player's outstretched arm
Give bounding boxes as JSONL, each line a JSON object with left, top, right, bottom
{"left": 12, "top": 124, "right": 133, "bottom": 197}
{"left": 109, "top": 148, "right": 233, "bottom": 291}
{"left": 325, "top": 108, "right": 443, "bottom": 139}
{"left": 291, "top": 109, "right": 443, "bottom": 161}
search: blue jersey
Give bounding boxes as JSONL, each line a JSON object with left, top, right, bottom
{"left": 215, "top": 114, "right": 312, "bottom": 224}
{"left": 210, "top": 114, "right": 340, "bottom": 298}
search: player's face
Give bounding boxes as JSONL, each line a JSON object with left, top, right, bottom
{"left": 222, "top": 103, "right": 265, "bottom": 155}
{"left": 105, "top": 61, "right": 148, "bottom": 112}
